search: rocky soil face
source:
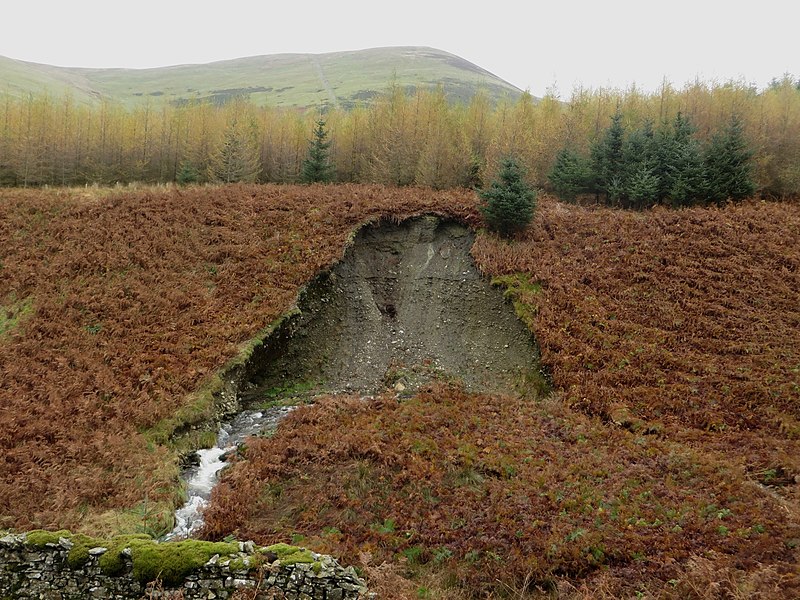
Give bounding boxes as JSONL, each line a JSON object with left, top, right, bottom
{"left": 240, "top": 216, "right": 543, "bottom": 400}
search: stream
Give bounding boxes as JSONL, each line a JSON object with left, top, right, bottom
{"left": 165, "top": 406, "right": 294, "bottom": 540}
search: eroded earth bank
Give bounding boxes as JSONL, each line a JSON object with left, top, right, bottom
{"left": 239, "top": 215, "right": 545, "bottom": 401}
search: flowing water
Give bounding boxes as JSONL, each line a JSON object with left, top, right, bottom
{"left": 165, "top": 406, "right": 294, "bottom": 540}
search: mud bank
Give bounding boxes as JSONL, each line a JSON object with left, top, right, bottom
{"left": 238, "top": 215, "right": 545, "bottom": 401}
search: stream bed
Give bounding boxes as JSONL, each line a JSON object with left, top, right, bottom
{"left": 165, "top": 406, "right": 294, "bottom": 540}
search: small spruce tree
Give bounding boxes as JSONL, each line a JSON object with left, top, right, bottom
{"left": 300, "top": 118, "right": 334, "bottom": 183}
{"left": 704, "top": 114, "right": 756, "bottom": 203}
{"left": 654, "top": 112, "right": 706, "bottom": 206}
{"left": 479, "top": 156, "right": 536, "bottom": 238}
{"left": 590, "top": 109, "right": 626, "bottom": 202}
{"left": 627, "top": 163, "right": 660, "bottom": 206}
{"left": 621, "top": 121, "right": 658, "bottom": 207}
{"left": 548, "top": 147, "right": 592, "bottom": 202}
{"left": 176, "top": 160, "right": 199, "bottom": 186}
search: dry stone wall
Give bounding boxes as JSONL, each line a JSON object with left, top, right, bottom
{"left": 0, "top": 532, "right": 366, "bottom": 600}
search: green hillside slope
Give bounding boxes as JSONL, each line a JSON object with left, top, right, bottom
{"left": 0, "top": 55, "right": 101, "bottom": 104}
{"left": 0, "top": 47, "right": 523, "bottom": 108}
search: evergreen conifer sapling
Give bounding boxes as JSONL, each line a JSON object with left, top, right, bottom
{"left": 548, "top": 148, "right": 592, "bottom": 201}
{"left": 176, "top": 161, "right": 199, "bottom": 186}
{"left": 479, "top": 156, "right": 536, "bottom": 239}
{"left": 704, "top": 114, "right": 756, "bottom": 203}
{"left": 590, "top": 109, "right": 625, "bottom": 201}
{"left": 300, "top": 118, "right": 334, "bottom": 184}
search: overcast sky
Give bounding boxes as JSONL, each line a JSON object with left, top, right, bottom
{"left": 2, "top": 0, "right": 796, "bottom": 97}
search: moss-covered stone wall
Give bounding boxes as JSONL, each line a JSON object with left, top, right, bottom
{"left": 0, "top": 532, "right": 366, "bottom": 599}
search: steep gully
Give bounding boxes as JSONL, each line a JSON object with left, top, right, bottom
{"left": 167, "top": 216, "right": 545, "bottom": 538}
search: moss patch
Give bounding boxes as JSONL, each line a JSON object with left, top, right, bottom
{"left": 67, "top": 534, "right": 102, "bottom": 568}
{"left": 129, "top": 539, "right": 240, "bottom": 586}
{"left": 23, "top": 529, "right": 71, "bottom": 548}
{"left": 491, "top": 273, "right": 542, "bottom": 329}
{"left": 0, "top": 296, "right": 33, "bottom": 339}
{"left": 260, "top": 379, "right": 318, "bottom": 409}
{"left": 97, "top": 534, "right": 152, "bottom": 576}
{"left": 263, "top": 543, "right": 317, "bottom": 565}
{"left": 491, "top": 273, "right": 550, "bottom": 396}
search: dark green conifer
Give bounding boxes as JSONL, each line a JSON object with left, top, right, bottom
{"left": 621, "top": 120, "right": 658, "bottom": 207}
{"left": 657, "top": 112, "right": 706, "bottom": 205}
{"left": 704, "top": 114, "right": 756, "bottom": 202}
{"left": 548, "top": 148, "right": 592, "bottom": 202}
{"left": 627, "top": 163, "right": 660, "bottom": 206}
{"left": 590, "top": 110, "right": 625, "bottom": 202}
{"left": 300, "top": 118, "right": 334, "bottom": 184}
{"left": 479, "top": 156, "right": 536, "bottom": 238}
{"left": 176, "top": 161, "right": 199, "bottom": 186}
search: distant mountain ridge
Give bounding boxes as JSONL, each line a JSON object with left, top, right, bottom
{"left": 0, "top": 47, "right": 525, "bottom": 108}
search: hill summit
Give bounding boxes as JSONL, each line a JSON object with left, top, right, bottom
{"left": 0, "top": 46, "right": 524, "bottom": 108}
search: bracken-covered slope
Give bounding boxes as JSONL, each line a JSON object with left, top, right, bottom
{"left": 202, "top": 195, "right": 800, "bottom": 597}
{"left": 0, "top": 47, "right": 524, "bottom": 108}
{"left": 1, "top": 185, "right": 798, "bottom": 597}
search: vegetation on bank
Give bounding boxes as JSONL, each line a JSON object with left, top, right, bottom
{"left": 0, "top": 184, "right": 479, "bottom": 535}
{"left": 1, "top": 185, "right": 798, "bottom": 596}
{"left": 199, "top": 194, "right": 799, "bottom": 597}
{"left": 1, "top": 76, "right": 800, "bottom": 198}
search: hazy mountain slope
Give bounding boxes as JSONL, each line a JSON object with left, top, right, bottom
{"left": 0, "top": 55, "right": 101, "bottom": 104}
{"left": 0, "top": 47, "right": 524, "bottom": 108}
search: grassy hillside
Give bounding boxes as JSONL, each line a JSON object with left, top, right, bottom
{"left": 0, "top": 55, "right": 101, "bottom": 104}
{"left": 0, "top": 47, "right": 523, "bottom": 108}
{"left": 1, "top": 185, "right": 798, "bottom": 597}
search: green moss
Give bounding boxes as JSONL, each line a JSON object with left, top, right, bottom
{"left": 260, "top": 379, "right": 318, "bottom": 409}
{"left": 0, "top": 296, "right": 34, "bottom": 339}
{"left": 491, "top": 273, "right": 551, "bottom": 397}
{"left": 492, "top": 273, "right": 542, "bottom": 298}
{"left": 67, "top": 534, "right": 102, "bottom": 568}
{"left": 228, "top": 557, "right": 248, "bottom": 571}
{"left": 263, "top": 542, "right": 302, "bottom": 558}
{"left": 97, "top": 534, "right": 152, "bottom": 576}
{"left": 129, "top": 539, "right": 239, "bottom": 586}
{"left": 229, "top": 552, "right": 268, "bottom": 572}
{"left": 24, "top": 529, "right": 71, "bottom": 548}
{"left": 491, "top": 274, "right": 542, "bottom": 329}
{"left": 264, "top": 543, "right": 316, "bottom": 565}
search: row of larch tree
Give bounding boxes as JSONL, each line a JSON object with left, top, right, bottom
{"left": 1, "top": 75, "right": 799, "bottom": 200}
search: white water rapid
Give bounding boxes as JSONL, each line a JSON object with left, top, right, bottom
{"left": 165, "top": 406, "right": 294, "bottom": 540}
